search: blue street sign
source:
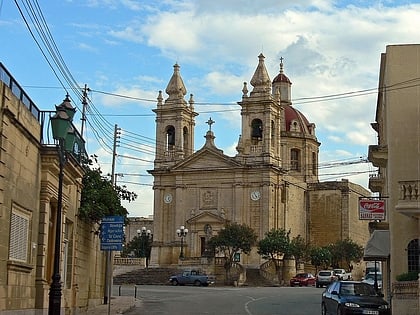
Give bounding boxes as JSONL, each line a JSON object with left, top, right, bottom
{"left": 100, "top": 216, "right": 124, "bottom": 251}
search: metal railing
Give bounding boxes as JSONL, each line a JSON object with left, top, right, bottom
{"left": 0, "top": 62, "right": 41, "bottom": 121}
{"left": 0, "top": 63, "right": 87, "bottom": 162}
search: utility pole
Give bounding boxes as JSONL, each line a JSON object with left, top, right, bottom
{"left": 104, "top": 124, "right": 121, "bottom": 310}
{"left": 111, "top": 124, "right": 120, "bottom": 188}
{"left": 80, "top": 84, "right": 88, "bottom": 139}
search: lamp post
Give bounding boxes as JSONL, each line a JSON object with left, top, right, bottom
{"left": 49, "top": 95, "right": 75, "bottom": 315}
{"left": 176, "top": 225, "right": 188, "bottom": 259}
{"left": 137, "top": 227, "right": 153, "bottom": 269}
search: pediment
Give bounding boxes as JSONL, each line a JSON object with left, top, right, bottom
{"left": 186, "top": 211, "right": 228, "bottom": 225}
{"left": 172, "top": 148, "right": 241, "bottom": 171}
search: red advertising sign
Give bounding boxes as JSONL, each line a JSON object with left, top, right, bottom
{"left": 359, "top": 199, "right": 385, "bottom": 220}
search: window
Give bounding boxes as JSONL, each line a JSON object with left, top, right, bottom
{"left": 9, "top": 206, "right": 31, "bottom": 262}
{"left": 63, "top": 220, "right": 74, "bottom": 289}
{"left": 166, "top": 125, "right": 175, "bottom": 148}
{"left": 407, "top": 239, "right": 419, "bottom": 272}
{"left": 183, "top": 126, "right": 188, "bottom": 151}
{"left": 290, "top": 149, "right": 300, "bottom": 171}
{"left": 327, "top": 281, "right": 338, "bottom": 293}
{"left": 200, "top": 237, "right": 206, "bottom": 256}
{"left": 312, "top": 152, "right": 317, "bottom": 175}
{"left": 251, "top": 119, "right": 263, "bottom": 140}
{"left": 290, "top": 120, "right": 300, "bottom": 132}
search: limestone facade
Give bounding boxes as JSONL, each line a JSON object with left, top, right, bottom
{"left": 124, "top": 216, "right": 154, "bottom": 243}
{"left": 368, "top": 44, "right": 420, "bottom": 314}
{"left": 148, "top": 55, "right": 372, "bottom": 270}
{"left": 0, "top": 63, "right": 106, "bottom": 314}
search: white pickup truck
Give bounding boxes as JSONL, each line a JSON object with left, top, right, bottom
{"left": 333, "top": 268, "right": 352, "bottom": 280}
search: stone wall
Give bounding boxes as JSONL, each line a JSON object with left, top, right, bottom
{"left": 392, "top": 279, "right": 419, "bottom": 315}
{"left": 0, "top": 80, "right": 42, "bottom": 312}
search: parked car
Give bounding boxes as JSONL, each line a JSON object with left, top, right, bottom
{"left": 333, "top": 268, "right": 352, "bottom": 281}
{"left": 289, "top": 273, "right": 316, "bottom": 287}
{"left": 169, "top": 269, "right": 215, "bottom": 286}
{"left": 321, "top": 280, "right": 390, "bottom": 315}
{"left": 316, "top": 270, "right": 338, "bottom": 288}
{"left": 362, "top": 272, "right": 383, "bottom": 290}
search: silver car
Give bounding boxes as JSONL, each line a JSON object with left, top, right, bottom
{"left": 316, "top": 270, "right": 337, "bottom": 288}
{"left": 362, "top": 272, "right": 382, "bottom": 289}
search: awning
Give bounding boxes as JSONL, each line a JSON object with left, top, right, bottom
{"left": 364, "top": 230, "right": 390, "bottom": 261}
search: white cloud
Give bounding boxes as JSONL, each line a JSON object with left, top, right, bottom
{"left": 6, "top": 0, "right": 420, "bottom": 217}
{"left": 77, "top": 43, "right": 98, "bottom": 52}
{"left": 201, "top": 71, "right": 244, "bottom": 96}
{"left": 99, "top": 86, "right": 158, "bottom": 108}
{"left": 223, "top": 142, "right": 239, "bottom": 157}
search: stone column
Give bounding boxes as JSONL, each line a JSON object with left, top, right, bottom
{"left": 35, "top": 192, "right": 52, "bottom": 309}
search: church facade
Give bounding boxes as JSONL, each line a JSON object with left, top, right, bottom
{"left": 148, "top": 54, "right": 371, "bottom": 269}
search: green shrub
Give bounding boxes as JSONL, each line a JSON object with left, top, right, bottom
{"left": 396, "top": 271, "right": 419, "bottom": 281}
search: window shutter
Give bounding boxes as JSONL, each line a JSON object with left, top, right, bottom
{"left": 9, "top": 211, "right": 29, "bottom": 262}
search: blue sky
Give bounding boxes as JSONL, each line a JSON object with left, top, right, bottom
{"left": 1, "top": 0, "right": 420, "bottom": 217}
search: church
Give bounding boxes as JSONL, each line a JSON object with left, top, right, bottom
{"left": 148, "top": 54, "right": 371, "bottom": 270}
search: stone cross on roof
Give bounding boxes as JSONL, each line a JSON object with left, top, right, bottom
{"left": 206, "top": 117, "right": 215, "bottom": 131}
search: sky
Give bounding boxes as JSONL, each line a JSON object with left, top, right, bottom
{"left": 1, "top": 0, "right": 420, "bottom": 218}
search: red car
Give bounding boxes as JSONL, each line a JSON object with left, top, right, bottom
{"left": 290, "top": 272, "right": 316, "bottom": 287}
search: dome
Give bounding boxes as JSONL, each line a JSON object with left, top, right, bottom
{"left": 272, "top": 72, "right": 291, "bottom": 84}
{"left": 272, "top": 58, "right": 292, "bottom": 84}
{"left": 284, "top": 105, "right": 315, "bottom": 136}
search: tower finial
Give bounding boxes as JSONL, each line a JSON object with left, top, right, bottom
{"left": 280, "top": 56, "right": 284, "bottom": 74}
{"left": 206, "top": 117, "right": 215, "bottom": 131}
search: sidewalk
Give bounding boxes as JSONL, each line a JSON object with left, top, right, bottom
{"left": 87, "top": 296, "right": 139, "bottom": 315}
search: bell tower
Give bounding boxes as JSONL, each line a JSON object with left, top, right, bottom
{"left": 153, "top": 63, "right": 198, "bottom": 168}
{"left": 236, "top": 53, "right": 282, "bottom": 167}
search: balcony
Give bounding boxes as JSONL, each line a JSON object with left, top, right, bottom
{"left": 369, "top": 173, "right": 385, "bottom": 193}
{"left": 368, "top": 145, "right": 388, "bottom": 167}
{"left": 1, "top": 62, "right": 87, "bottom": 163}
{"left": 395, "top": 180, "right": 420, "bottom": 218}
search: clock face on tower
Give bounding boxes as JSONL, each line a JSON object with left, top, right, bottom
{"left": 164, "top": 193, "right": 173, "bottom": 204}
{"left": 251, "top": 190, "right": 261, "bottom": 201}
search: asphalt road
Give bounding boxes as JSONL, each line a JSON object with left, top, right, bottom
{"left": 117, "top": 284, "right": 324, "bottom": 315}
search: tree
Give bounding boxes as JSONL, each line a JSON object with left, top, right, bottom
{"left": 290, "top": 234, "right": 308, "bottom": 269}
{"left": 326, "top": 242, "right": 341, "bottom": 269}
{"left": 78, "top": 164, "right": 137, "bottom": 224}
{"left": 208, "top": 222, "right": 257, "bottom": 283}
{"left": 333, "top": 238, "right": 364, "bottom": 270}
{"left": 310, "top": 246, "right": 332, "bottom": 273}
{"left": 257, "top": 228, "right": 292, "bottom": 282}
{"left": 122, "top": 235, "right": 143, "bottom": 258}
{"left": 121, "top": 232, "right": 153, "bottom": 266}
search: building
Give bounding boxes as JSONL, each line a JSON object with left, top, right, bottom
{"left": 368, "top": 44, "right": 420, "bottom": 314}
{"left": 0, "top": 63, "right": 106, "bottom": 314}
{"left": 148, "top": 54, "right": 372, "bottom": 271}
{"left": 125, "top": 216, "right": 154, "bottom": 243}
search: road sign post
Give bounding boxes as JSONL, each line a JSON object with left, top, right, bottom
{"left": 101, "top": 216, "right": 124, "bottom": 251}
{"left": 100, "top": 216, "right": 124, "bottom": 314}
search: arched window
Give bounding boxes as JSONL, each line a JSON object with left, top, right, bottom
{"left": 251, "top": 119, "right": 263, "bottom": 140}
{"left": 166, "top": 125, "right": 175, "bottom": 148}
{"left": 291, "top": 148, "right": 300, "bottom": 171}
{"left": 407, "top": 239, "right": 419, "bottom": 272}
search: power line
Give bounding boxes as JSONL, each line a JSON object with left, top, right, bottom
{"left": 12, "top": 1, "right": 392, "bottom": 179}
{"left": 14, "top": 0, "right": 116, "bottom": 156}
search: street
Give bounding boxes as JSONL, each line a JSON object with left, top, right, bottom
{"left": 115, "top": 284, "right": 324, "bottom": 315}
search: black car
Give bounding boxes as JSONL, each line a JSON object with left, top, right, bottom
{"left": 321, "top": 281, "right": 391, "bottom": 315}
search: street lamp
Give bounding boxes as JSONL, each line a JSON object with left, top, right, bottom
{"left": 49, "top": 95, "right": 75, "bottom": 315}
{"left": 137, "top": 227, "right": 153, "bottom": 269}
{"left": 176, "top": 225, "right": 188, "bottom": 259}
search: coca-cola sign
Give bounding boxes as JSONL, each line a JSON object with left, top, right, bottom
{"left": 359, "top": 199, "right": 385, "bottom": 220}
